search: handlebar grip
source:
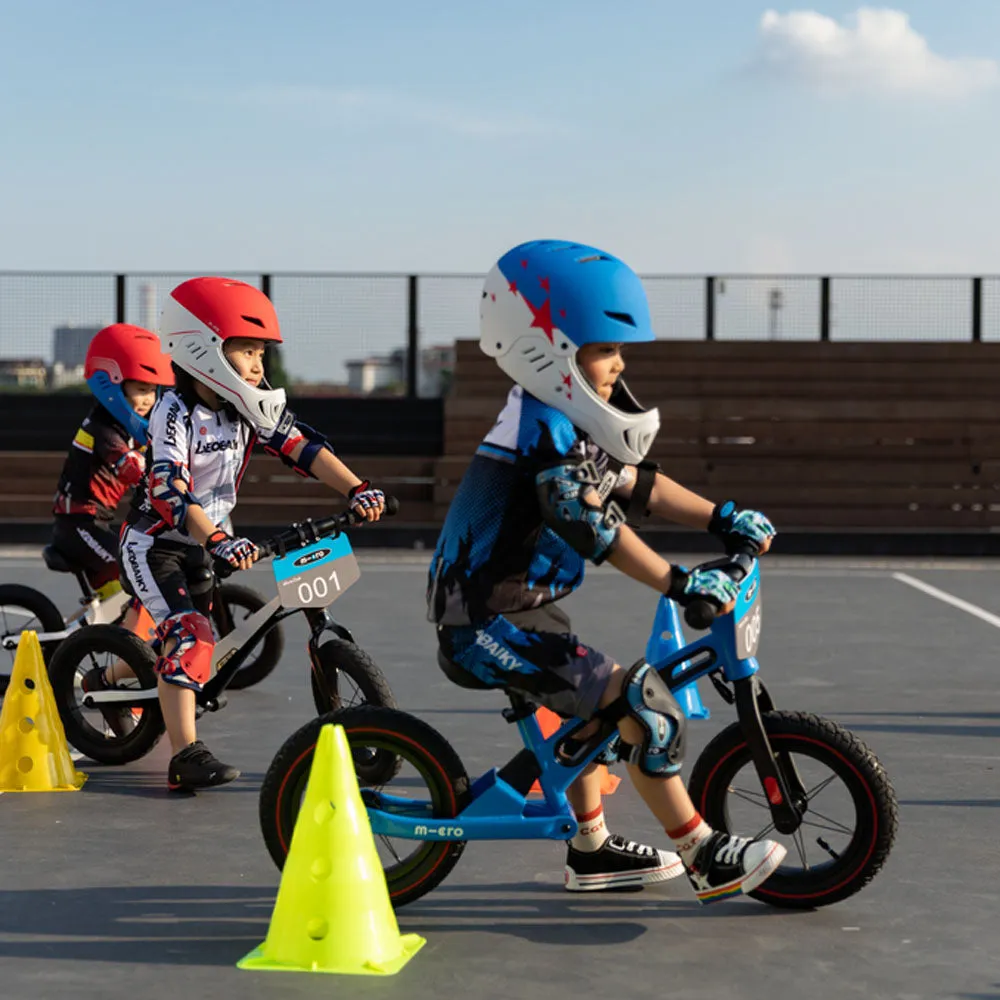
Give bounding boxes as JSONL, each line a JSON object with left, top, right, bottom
{"left": 684, "top": 600, "right": 717, "bottom": 631}
{"left": 384, "top": 495, "right": 400, "bottom": 517}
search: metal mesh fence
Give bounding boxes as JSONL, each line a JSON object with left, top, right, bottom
{"left": 269, "top": 274, "right": 409, "bottom": 393}
{"left": 712, "top": 276, "right": 820, "bottom": 341}
{"left": 642, "top": 277, "right": 705, "bottom": 340}
{"left": 829, "top": 277, "right": 971, "bottom": 341}
{"left": 0, "top": 270, "right": 992, "bottom": 393}
{"left": 0, "top": 274, "right": 115, "bottom": 388}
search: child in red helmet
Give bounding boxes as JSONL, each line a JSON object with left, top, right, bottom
{"left": 51, "top": 324, "right": 174, "bottom": 735}
{"left": 118, "top": 277, "right": 386, "bottom": 793}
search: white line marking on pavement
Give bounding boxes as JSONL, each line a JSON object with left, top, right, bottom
{"left": 892, "top": 572, "right": 1000, "bottom": 630}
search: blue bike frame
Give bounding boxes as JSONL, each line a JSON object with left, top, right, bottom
{"left": 367, "top": 560, "right": 764, "bottom": 844}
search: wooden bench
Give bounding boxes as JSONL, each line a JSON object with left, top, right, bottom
{"left": 0, "top": 453, "right": 438, "bottom": 527}
{"left": 435, "top": 340, "right": 1000, "bottom": 531}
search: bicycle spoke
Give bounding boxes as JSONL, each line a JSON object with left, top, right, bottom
{"left": 378, "top": 834, "right": 403, "bottom": 865}
{"left": 791, "top": 827, "right": 810, "bottom": 870}
{"left": 799, "top": 815, "right": 854, "bottom": 836}
{"left": 803, "top": 774, "right": 837, "bottom": 801}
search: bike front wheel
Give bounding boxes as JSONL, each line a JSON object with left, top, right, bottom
{"left": 260, "top": 706, "right": 470, "bottom": 908}
{"left": 687, "top": 710, "right": 898, "bottom": 909}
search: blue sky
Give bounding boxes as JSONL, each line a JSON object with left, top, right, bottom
{"left": 4, "top": 1, "right": 1000, "bottom": 276}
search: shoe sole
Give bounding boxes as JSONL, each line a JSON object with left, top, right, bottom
{"left": 565, "top": 857, "right": 686, "bottom": 892}
{"left": 694, "top": 843, "right": 788, "bottom": 904}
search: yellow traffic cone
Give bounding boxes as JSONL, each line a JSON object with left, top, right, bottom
{"left": 0, "top": 630, "right": 86, "bottom": 792}
{"left": 238, "top": 723, "right": 425, "bottom": 976}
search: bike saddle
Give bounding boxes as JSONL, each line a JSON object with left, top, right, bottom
{"left": 42, "top": 545, "right": 76, "bottom": 575}
{"left": 436, "top": 648, "right": 496, "bottom": 691}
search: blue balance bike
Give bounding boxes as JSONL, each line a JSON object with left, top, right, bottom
{"left": 259, "top": 549, "right": 898, "bottom": 909}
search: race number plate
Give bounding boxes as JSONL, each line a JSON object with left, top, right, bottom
{"left": 735, "top": 575, "right": 762, "bottom": 659}
{"left": 272, "top": 534, "right": 360, "bottom": 609}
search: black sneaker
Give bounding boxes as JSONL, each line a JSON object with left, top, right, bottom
{"left": 81, "top": 666, "right": 136, "bottom": 739}
{"left": 685, "top": 831, "right": 786, "bottom": 904}
{"left": 565, "top": 835, "right": 685, "bottom": 892}
{"left": 167, "top": 740, "right": 240, "bottom": 792}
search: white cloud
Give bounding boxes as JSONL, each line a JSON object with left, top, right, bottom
{"left": 225, "top": 84, "right": 559, "bottom": 139}
{"left": 755, "top": 7, "right": 1000, "bottom": 98}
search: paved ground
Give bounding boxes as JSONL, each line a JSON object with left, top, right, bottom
{"left": 0, "top": 548, "right": 998, "bottom": 1000}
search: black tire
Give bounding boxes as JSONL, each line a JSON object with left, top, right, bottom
{"left": 260, "top": 706, "right": 470, "bottom": 908}
{"left": 213, "top": 583, "right": 284, "bottom": 691}
{"left": 310, "top": 638, "right": 399, "bottom": 784}
{"left": 309, "top": 638, "right": 396, "bottom": 714}
{"left": 48, "top": 625, "right": 165, "bottom": 766}
{"left": 687, "top": 710, "right": 898, "bottom": 909}
{"left": 0, "top": 584, "right": 66, "bottom": 677}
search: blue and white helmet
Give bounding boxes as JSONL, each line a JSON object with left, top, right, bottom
{"left": 480, "top": 240, "right": 660, "bottom": 465}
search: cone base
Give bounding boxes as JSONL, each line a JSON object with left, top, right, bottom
{"left": 0, "top": 773, "right": 86, "bottom": 793}
{"left": 237, "top": 932, "right": 425, "bottom": 976}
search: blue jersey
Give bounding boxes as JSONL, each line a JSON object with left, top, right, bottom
{"left": 427, "top": 386, "right": 621, "bottom": 626}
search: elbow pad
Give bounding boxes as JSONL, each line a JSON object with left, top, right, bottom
{"left": 149, "top": 460, "right": 194, "bottom": 529}
{"left": 262, "top": 409, "right": 333, "bottom": 479}
{"left": 535, "top": 459, "right": 625, "bottom": 564}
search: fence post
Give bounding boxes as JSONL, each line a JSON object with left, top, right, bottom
{"left": 972, "top": 276, "right": 983, "bottom": 343}
{"left": 820, "top": 276, "right": 831, "bottom": 342}
{"left": 115, "top": 274, "right": 126, "bottom": 324}
{"left": 261, "top": 273, "right": 272, "bottom": 300}
{"left": 406, "top": 274, "right": 419, "bottom": 397}
{"left": 705, "top": 276, "right": 715, "bottom": 341}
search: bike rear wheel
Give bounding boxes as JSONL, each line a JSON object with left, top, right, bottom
{"left": 48, "top": 625, "right": 165, "bottom": 765}
{"left": 0, "top": 584, "right": 66, "bottom": 691}
{"left": 687, "top": 710, "right": 898, "bottom": 908}
{"left": 260, "top": 706, "right": 470, "bottom": 908}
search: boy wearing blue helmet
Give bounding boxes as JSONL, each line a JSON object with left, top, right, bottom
{"left": 428, "top": 241, "right": 784, "bottom": 903}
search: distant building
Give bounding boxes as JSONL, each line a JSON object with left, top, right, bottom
{"left": 344, "top": 344, "right": 455, "bottom": 396}
{"left": 346, "top": 353, "right": 405, "bottom": 394}
{"left": 53, "top": 325, "right": 102, "bottom": 368}
{"left": 50, "top": 362, "right": 86, "bottom": 390}
{"left": 0, "top": 359, "right": 48, "bottom": 389}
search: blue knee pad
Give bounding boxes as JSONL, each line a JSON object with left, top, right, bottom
{"left": 617, "top": 660, "right": 686, "bottom": 777}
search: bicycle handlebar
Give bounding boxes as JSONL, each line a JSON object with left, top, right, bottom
{"left": 682, "top": 546, "right": 758, "bottom": 631}
{"left": 212, "top": 495, "right": 399, "bottom": 580}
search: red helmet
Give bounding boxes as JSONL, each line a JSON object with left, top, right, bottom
{"left": 84, "top": 325, "right": 173, "bottom": 443}
{"left": 161, "top": 277, "right": 286, "bottom": 432}
{"left": 84, "top": 324, "right": 174, "bottom": 385}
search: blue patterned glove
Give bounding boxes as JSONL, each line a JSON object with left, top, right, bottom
{"left": 666, "top": 565, "right": 739, "bottom": 608}
{"left": 709, "top": 501, "right": 776, "bottom": 554}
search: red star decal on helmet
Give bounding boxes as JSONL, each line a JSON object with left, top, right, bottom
{"left": 559, "top": 308, "right": 566, "bottom": 318}
{"left": 508, "top": 280, "right": 518, "bottom": 294}
{"left": 561, "top": 372, "right": 572, "bottom": 387}
{"left": 540, "top": 276, "right": 550, "bottom": 291}
{"left": 527, "top": 296, "right": 556, "bottom": 343}
{"left": 521, "top": 259, "right": 528, "bottom": 269}
{"left": 490, "top": 292, "right": 496, "bottom": 301}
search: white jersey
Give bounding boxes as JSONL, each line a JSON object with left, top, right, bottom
{"left": 128, "top": 388, "right": 254, "bottom": 544}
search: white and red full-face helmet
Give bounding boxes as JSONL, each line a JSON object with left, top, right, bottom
{"left": 160, "top": 277, "right": 286, "bottom": 432}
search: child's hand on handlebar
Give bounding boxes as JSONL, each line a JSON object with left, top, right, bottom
{"left": 666, "top": 565, "right": 739, "bottom": 615}
{"left": 206, "top": 530, "right": 260, "bottom": 571}
{"left": 348, "top": 480, "right": 386, "bottom": 522}
{"left": 708, "top": 501, "right": 776, "bottom": 556}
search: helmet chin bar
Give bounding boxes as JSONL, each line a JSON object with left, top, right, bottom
{"left": 562, "top": 355, "right": 660, "bottom": 465}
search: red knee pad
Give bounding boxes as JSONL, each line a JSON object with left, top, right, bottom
{"left": 155, "top": 612, "right": 215, "bottom": 688}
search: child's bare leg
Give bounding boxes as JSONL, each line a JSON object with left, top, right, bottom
{"left": 158, "top": 677, "right": 197, "bottom": 753}
{"left": 105, "top": 604, "right": 141, "bottom": 684}
{"left": 566, "top": 765, "right": 602, "bottom": 816}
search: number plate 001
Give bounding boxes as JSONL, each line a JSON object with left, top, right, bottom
{"left": 272, "top": 534, "right": 361, "bottom": 608}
